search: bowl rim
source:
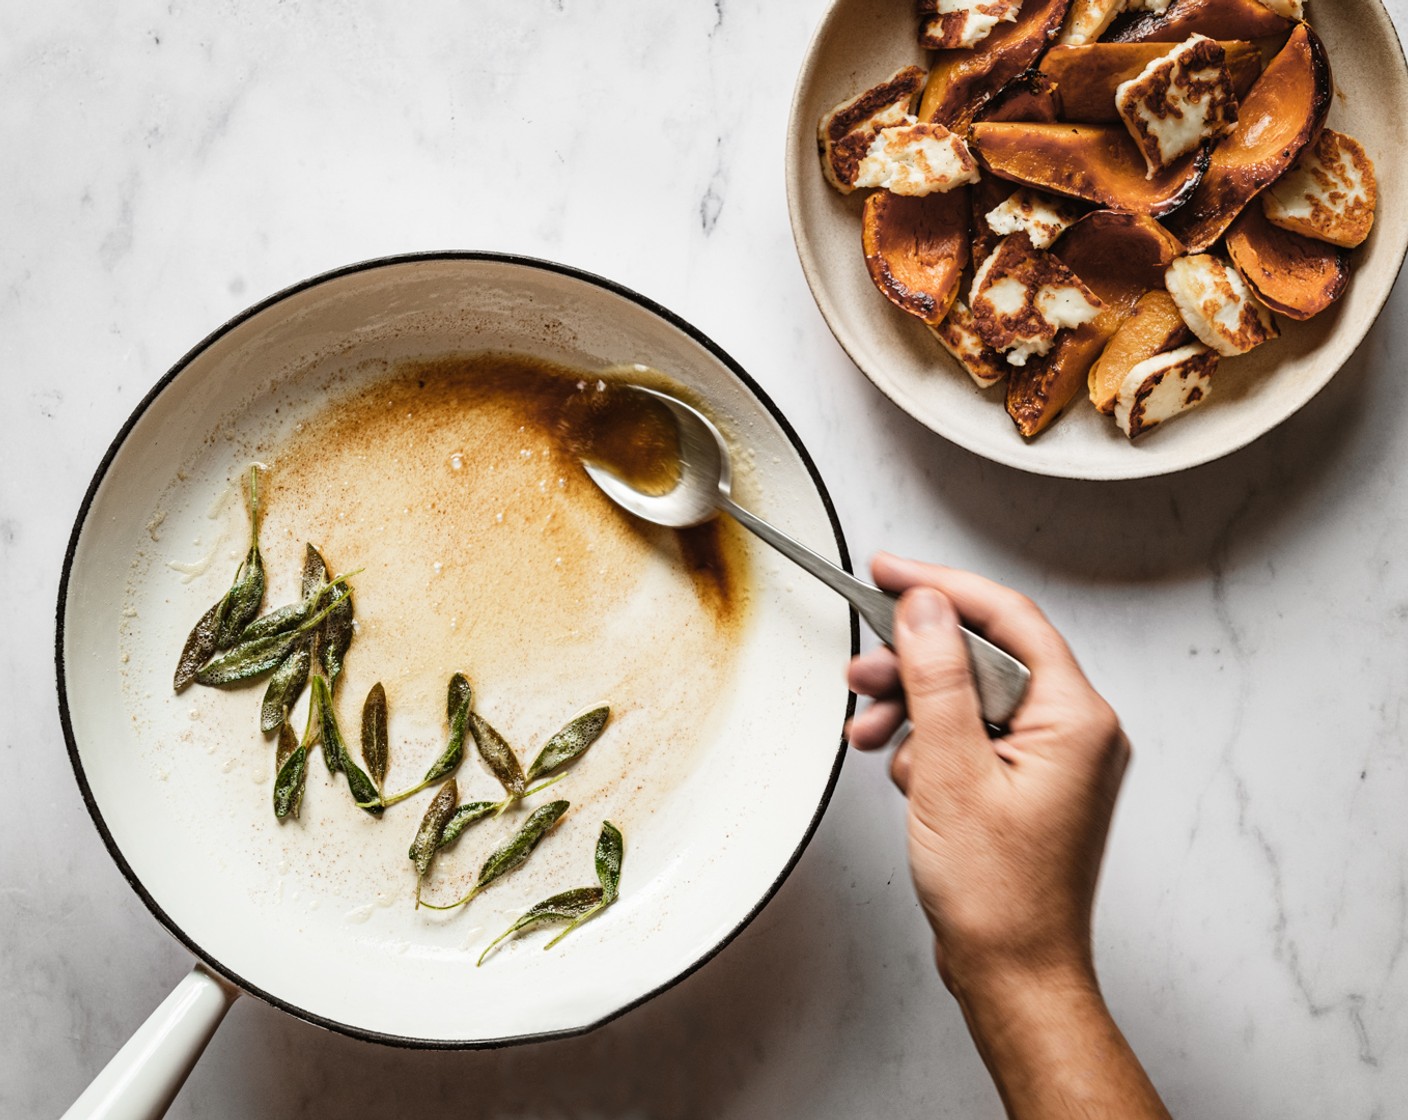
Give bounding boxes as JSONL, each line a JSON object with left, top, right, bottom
{"left": 54, "top": 250, "right": 860, "bottom": 1049}
{"left": 784, "top": 0, "right": 1408, "bottom": 481}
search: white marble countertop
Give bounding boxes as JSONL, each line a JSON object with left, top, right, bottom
{"left": 5, "top": 1, "right": 1407, "bottom": 1116}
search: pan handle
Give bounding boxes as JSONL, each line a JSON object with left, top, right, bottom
{"left": 61, "top": 963, "right": 239, "bottom": 1120}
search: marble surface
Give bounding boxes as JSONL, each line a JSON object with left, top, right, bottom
{"left": 4, "top": 1, "right": 1407, "bottom": 1116}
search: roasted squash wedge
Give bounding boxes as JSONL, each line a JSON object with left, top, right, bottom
{"left": 862, "top": 188, "right": 971, "bottom": 325}
{"left": 1107, "top": 0, "right": 1293, "bottom": 43}
{"left": 973, "top": 70, "right": 1063, "bottom": 124}
{"left": 1005, "top": 211, "right": 1184, "bottom": 435}
{"left": 1039, "top": 41, "right": 1262, "bottom": 123}
{"left": 970, "top": 122, "right": 1207, "bottom": 217}
{"left": 1089, "top": 290, "right": 1194, "bottom": 412}
{"left": 919, "top": 0, "right": 1071, "bottom": 131}
{"left": 1225, "top": 204, "right": 1348, "bottom": 321}
{"left": 1166, "top": 23, "right": 1332, "bottom": 252}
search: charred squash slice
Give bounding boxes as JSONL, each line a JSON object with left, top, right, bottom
{"left": 1039, "top": 41, "right": 1262, "bottom": 123}
{"left": 1006, "top": 211, "right": 1184, "bottom": 435}
{"left": 973, "top": 70, "right": 1063, "bottom": 124}
{"left": 862, "top": 188, "right": 971, "bottom": 325}
{"left": 1106, "top": 0, "right": 1293, "bottom": 43}
{"left": 970, "top": 122, "right": 1207, "bottom": 217}
{"left": 1225, "top": 204, "right": 1348, "bottom": 321}
{"left": 1089, "top": 290, "right": 1194, "bottom": 413}
{"left": 1166, "top": 23, "right": 1333, "bottom": 252}
{"left": 919, "top": 0, "right": 1071, "bottom": 131}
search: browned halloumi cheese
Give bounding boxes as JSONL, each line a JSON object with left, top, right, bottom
{"left": 1165, "top": 254, "right": 1278, "bottom": 355}
{"left": 1256, "top": 0, "right": 1303, "bottom": 17}
{"left": 970, "top": 234, "right": 1105, "bottom": 366}
{"left": 1115, "top": 35, "right": 1238, "bottom": 177}
{"left": 1115, "top": 343, "right": 1218, "bottom": 438}
{"left": 818, "top": 66, "right": 927, "bottom": 194}
{"left": 918, "top": 0, "right": 1023, "bottom": 50}
{"left": 1263, "top": 129, "right": 1377, "bottom": 248}
{"left": 929, "top": 299, "right": 1010, "bottom": 386}
{"left": 855, "top": 120, "right": 980, "bottom": 196}
{"left": 985, "top": 188, "right": 1083, "bottom": 249}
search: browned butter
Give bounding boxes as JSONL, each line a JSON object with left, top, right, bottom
{"left": 255, "top": 353, "right": 752, "bottom": 814}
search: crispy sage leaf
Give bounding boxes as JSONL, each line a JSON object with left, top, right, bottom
{"left": 302, "top": 543, "right": 330, "bottom": 599}
{"left": 421, "top": 800, "right": 569, "bottom": 911}
{"left": 409, "top": 780, "right": 458, "bottom": 905}
{"left": 214, "top": 469, "right": 266, "bottom": 648}
{"left": 260, "top": 645, "right": 311, "bottom": 734}
{"left": 194, "top": 592, "right": 348, "bottom": 687}
{"left": 318, "top": 581, "right": 354, "bottom": 687}
{"left": 424, "top": 673, "right": 473, "bottom": 785}
{"left": 174, "top": 599, "right": 223, "bottom": 691}
{"left": 475, "top": 800, "right": 568, "bottom": 892}
{"left": 477, "top": 887, "right": 604, "bottom": 966}
{"left": 315, "top": 676, "right": 382, "bottom": 812}
{"left": 595, "top": 819, "right": 624, "bottom": 904}
{"left": 437, "top": 801, "right": 498, "bottom": 850}
{"left": 469, "top": 710, "right": 525, "bottom": 798}
{"left": 526, "top": 704, "right": 610, "bottom": 784}
{"left": 544, "top": 819, "right": 626, "bottom": 949}
{"left": 361, "top": 682, "right": 389, "bottom": 790}
{"left": 239, "top": 597, "right": 314, "bottom": 643}
{"left": 379, "top": 673, "right": 474, "bottom": 807}
{"left": 273, "top": 740, "right": 307, "bottom": 820}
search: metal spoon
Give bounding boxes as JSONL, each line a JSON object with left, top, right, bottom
{"left": 582, "top": 384, "right": 1030, "bottom": 727}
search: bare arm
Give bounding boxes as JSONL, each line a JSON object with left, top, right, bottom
{"left": 848, "top": 553, "right": 1170, "bottom": 1120}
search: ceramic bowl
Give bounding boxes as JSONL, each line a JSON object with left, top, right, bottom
{"left": 786, "top": 1, "right": 1408, "bottom": 479}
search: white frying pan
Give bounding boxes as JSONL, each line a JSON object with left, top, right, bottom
{"left": 57, "top": 254, "right": 856, "bottom": 1118}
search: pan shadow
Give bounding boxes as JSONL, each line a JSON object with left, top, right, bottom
{"left": 866, "top": 307, "right": 1396, "bottom": 587}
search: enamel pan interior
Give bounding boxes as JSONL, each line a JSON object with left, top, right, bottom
{"left": 57, "top": 254, "right": 856, "bottom": 1047}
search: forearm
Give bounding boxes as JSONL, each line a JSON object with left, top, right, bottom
{"left": 950, "top": 964, "right": 1171, "bottom": 1120}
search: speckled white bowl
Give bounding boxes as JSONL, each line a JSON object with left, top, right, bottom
{"left": 787, "top": 0, "right": 1408, "bottom": 479}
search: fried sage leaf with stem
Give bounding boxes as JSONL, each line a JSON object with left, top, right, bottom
{"left": 261, "top": 645, "right": 311, "bottom": 734}
{"left": 361, "top": 682, "right": 389, "bottom": 794}
{"left": 477, "top": 888, "right": 604, "bottom": 966}
{"left": 545, "top": 819, "right": 624, "bottom": 949}
{"left": 479, "top": 820, "right": 625, "bottom": 962}
{"left": 409, "top": 780, "right": 457, "bottom": 907}
{"left": 421, "top": 800, "right": 570, "bottom": 911}
{"left": 314, "top": 675, "right": 382, "bottom": 813}
{"left": 525, "top": 704, "right": 611, "bottom": 785}
{"left": 318, "top": 580, "right": 354, "bottom": 687}
{"left": 173, "top": 467, "right": 265, "bottom": 690}
{"left": 437, "top": 801, "right": 499, "bottom": 850}
{"left": 273, "top": 722, "right": 308, "bottom": 820}
{"left": 380, "top": 673, "right": 473, "bottom": 807}
{"left": 194, "top": 586, "right": 351, "bottom": 687}
{"left": 213, "top": 467, "right": 267, "bottom": 649}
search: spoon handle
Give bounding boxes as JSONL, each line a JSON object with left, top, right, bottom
{"left": 721, "top": 498, "right": 1029, "bottom": 727}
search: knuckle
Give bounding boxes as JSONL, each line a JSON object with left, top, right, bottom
{"left": 904, "top": 655, "right": 974, "bottom": 700}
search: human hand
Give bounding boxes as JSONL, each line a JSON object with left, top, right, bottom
{"left": 847, "top": 553, "right": 1129, "bottom": 996}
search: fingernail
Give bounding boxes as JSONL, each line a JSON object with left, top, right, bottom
{"left": 902, "top": 588, "right": 948, "bottom": 632}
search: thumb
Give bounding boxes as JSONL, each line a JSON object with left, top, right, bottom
{"left": 894, "top": 588, "right": 990, "bottom": 776}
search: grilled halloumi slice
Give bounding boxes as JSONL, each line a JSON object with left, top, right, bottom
{"left": 818, "top": 66, "right": 927, "bottom": 194}
{"left": 1263, "top": 129, "right": 1377, "bottom": 248}
{"left": 930, "top": 299, "right": 1009, "bottom": 387}
{"left": 985, "top": 189, "right": 1082, "bottom": 249}
{"left": 918, "top": 0, "right": 1023, "bottom": 50}
{"left": 1115, "top": 343, "right": 1218, "bottom": 438}
{"left": 970, "top": 234, "right": 1105, "bottom": 367}
{"left": 1058, "top": 0, "right": 1173, "bottom": 46}
{"left": 854, "top": 120, "right": 980, "bottom": 196}
{"left": 1115, "top": 35, "right": 1239, "bottom": 176}
{"left": 1165, "top": 254, "right": 1278, "bottom": 356}
{"left": 1255, "top": 0, "right": 1303, "bottom": 17}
